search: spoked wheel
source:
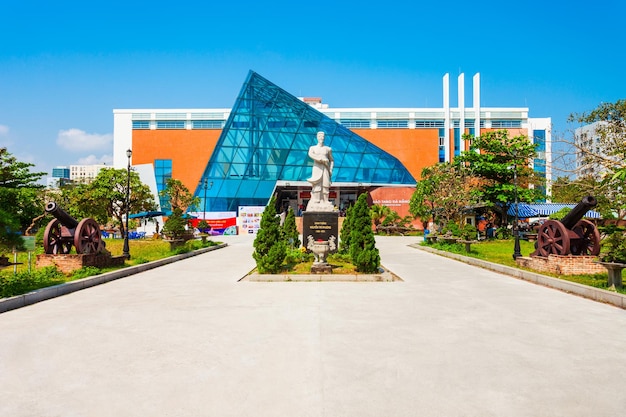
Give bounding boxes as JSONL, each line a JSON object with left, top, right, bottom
{"left": 536, "top": 220, "right": 570, "bottom": 257}
{"left": 43, "top": 219, "right": 72, "bottom": 254}
{"left": 571, "top": 219, "right": 601, "bottom": 256}
{"left": 74, "top": 218, "right": 103, "bottom": 254}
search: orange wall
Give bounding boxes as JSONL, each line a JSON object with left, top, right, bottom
{"left": 132, "top": 129, "right": 221, "bottom": 193}
{"left": 352, "top": 129, "right": 440, "bottom": 181}
{"left": 131, "top": 127, "right": 530, "bottom": 193}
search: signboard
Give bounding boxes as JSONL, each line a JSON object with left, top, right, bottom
{"left": 190, "top": 212, "right": 238, "bottom": 235}
{"left": 302, "top": 212, "right": 339, "bottom": 252}
{"left": 238, "top": 206, "right": 266, "bottom": 234}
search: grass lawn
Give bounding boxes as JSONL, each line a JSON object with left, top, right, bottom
{"left": 1, "top": 237, "right": 220, "bottom": 298}
{"left": 425, "top": 238, "right": 625, "bottom": 294}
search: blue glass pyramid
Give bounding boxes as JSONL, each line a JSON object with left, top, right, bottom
{"left": 197, "top": 71, "right": 415, "bottom": 211}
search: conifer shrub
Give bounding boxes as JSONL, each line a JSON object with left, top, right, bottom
{"left": 253, "top": 196, "right": 287, "bottom": 273}
{"left": 348, "top": 193, "right": 380, "bottom": 273}
{"left": 281, "top": 208, "right": 300, "bottom": 249}
{"left": 339, "top": 205, "right": 353, "bottom": 254}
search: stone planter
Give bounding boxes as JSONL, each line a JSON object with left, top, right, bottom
{"left": 596, "top": 262, "right": 626, "bottom": 289}
{"left": 458, "top": 240, "right": 478, "bottom": 253}
{"left": 164, "top": 239, "right": 186, "bottom": 251}
{"left": 437, "top": 236, "right": 459, "bottom": 244}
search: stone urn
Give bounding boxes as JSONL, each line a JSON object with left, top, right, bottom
{"left": 307, "top": 235, "right": 336, "bottom": 273}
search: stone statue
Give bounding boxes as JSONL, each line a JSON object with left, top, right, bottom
{"left": 306, "top": 131, "right": 335, "bottom": 212}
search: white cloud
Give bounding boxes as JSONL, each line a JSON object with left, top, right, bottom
{"left": 77, "top": 154, "right": 114, "bottom": 165}
{"left": 0, "top": 125, "right": 8, "bottom": 136}
{"left": 57, "top": 128, "right": 113, "bottom": 152}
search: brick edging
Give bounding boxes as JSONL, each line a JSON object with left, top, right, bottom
{"left": 412, "top": 244, "right": 626, "bottom": 309}
{"left": 0, "top": 243, "right": 228, "bottom": 314}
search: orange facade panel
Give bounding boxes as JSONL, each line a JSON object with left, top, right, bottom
{"left": 351, "top": 129, "right": 440, "bottom": 181}
{"left": 132, "top": 129, "right": 221, "bottom": 193}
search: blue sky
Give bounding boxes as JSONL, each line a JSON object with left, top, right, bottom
{"left": 1, "top": 0, "right": 625, "bottom": 179}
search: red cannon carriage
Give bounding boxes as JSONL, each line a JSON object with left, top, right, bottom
{"left": 43, "top": 202, "right": 105, "bottom": 255}
{"left": 532, "top": 196, "right": 600, "bottom": 257}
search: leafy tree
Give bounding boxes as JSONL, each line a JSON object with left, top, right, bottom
{"left": 160, "top": 178, "right": 199, "bottom": 212}
{"left": 568, "top": 100, "right": 626, "bottom": 221}
{"left": 65, "top": 168, "right": 156, "bottom": 238}
{"left": 159, "top": 178, "right": 199, "bottom": 238}
{"left": 349, "top": 193, "right": 380, "bottom": 273}
{"left": 551, "top": 175, "right": 614, "bottom": 218}
{"left": 409, "top": 162, "right": 474, "bottom": 230}
{"left": 0, "top": 148, "right": 45, "bottom": 252}
{"left": 408, "top": 175, "right": 436, "bottom": 229}
{"left": 339, "top": 205, "right": 353, "bottom": 254}
{"left": 253, "top": 195, "right": 286, "bottom": 273}
{"left": 455, "top": 130, "right": 543, "bottom": 226}
{"left": 281, "top": 207, "right": 300, "bottom": 249}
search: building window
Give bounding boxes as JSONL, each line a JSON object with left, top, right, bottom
{"left": 340, "top": 119, "right": 370, "bottom": 128}
{"left": 154, "top": 159, "right": 172, "bottom": 210}
{"left": 491, "top": 120, "right": 521, "bottom": 128}
{"left": 377, "top": 120, "right": 408, "bottom": 128}
{"left": 132, "top": 121, "right": 150, "bottom": 129}
{"left": 192, "top": 120, "right": 224, "bottom": 129}
{"left": 415, "top": 120, "right": 444, "bottom": 128}
{"left": 156, "top": 121, "right": 185, "bottom": 129}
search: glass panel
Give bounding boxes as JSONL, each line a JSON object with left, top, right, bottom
{"left": 197, "top": 71, "right": 415, "bottom": 211}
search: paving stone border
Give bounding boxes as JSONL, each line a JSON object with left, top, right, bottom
{"left": 244, "top": 266, "right": 400, "bottom": 282}
{"left": 413, "top": 244, "right": 626, "bottom": 310}
{"left": 0, "top": 244, "right": 227, "bottom": 314}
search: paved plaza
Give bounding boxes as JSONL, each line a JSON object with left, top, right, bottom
{"left": 1, "top": 234, "right": 625, "bottom": 416}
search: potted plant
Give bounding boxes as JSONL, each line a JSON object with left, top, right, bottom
{"left": 162, "top": 208, "right": 187, "bottom": 249}
{"left": 197, "top": 220, "right": 211, "bottom": 243}
{"left": 597, "top": 230, "right": 626, "bottom": 289}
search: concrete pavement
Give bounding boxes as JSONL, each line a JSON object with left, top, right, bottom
{"left": 1, "top": 234, "right": 625, "bottom": 416}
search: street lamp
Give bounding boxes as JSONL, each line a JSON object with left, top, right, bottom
{"left": 202, "top": 179, "right": 213, "bottom": 220}
{"left": 512, "top": 155, "right": 522, "bottom": 260}
{"left": 123, "top": 148, "right": 132, "bottom": 259}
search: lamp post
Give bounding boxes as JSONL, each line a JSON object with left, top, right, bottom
{"left": 123, "top": 148, "right": 132, "bottom": 259}
{"left": 512, "top": 155, "right": 522, "bottom": 260}
{"left": 202, "top": 179, "right": 213, "bottom": 220}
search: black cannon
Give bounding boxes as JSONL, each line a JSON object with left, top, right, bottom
{"left": 43, "top": 202, "right": 104, "bottom": 255}
{"left": 532, "top": 196, "right": 601, "bottom": 257}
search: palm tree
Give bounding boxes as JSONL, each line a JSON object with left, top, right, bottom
{"left": 370, "top": 204, "right": 392, "bottom": 230}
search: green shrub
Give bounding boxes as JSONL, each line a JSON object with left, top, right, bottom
{"left": 349, "top": 193, "right": 380, "bottom": 273}
{"left": 162, "top": 208, "right": 187, "bottom": 239}
{"left": 253, "top": 196, "right": 287, "bottom": 273}
{"left": 0, "top": 266, "right": 65, "bottom": 298}
{"left": 281, "top": 208, "right": 300, "bottom": 249}
{"left": 461, "top": 224, "right": 477, "bottom": 241}
{"left": 495, "top": 227, "right": 511, "bottom": 239}
{"left": 339, "top": 205, "right": 353, "bottom": 254}
{"left": 284, "top": 247, "right": 313, "bottom": 266}
{"left": 197, "top": 220, "right": 211, "bottom": 234}
{"left": 442, "top": 222, "right": 461, "bottom": 237}
{"left": 600, "top": 231, "right": 626, "bottom": 263}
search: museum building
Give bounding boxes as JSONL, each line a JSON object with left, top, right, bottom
{"left": 113, "top": 71, "right": 551, "bottom": 218}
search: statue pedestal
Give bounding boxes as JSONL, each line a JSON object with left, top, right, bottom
{"left": 303, "top": 212, "right": 339, "bottom": 250}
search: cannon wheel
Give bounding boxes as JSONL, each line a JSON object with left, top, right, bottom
{"left": 74, "top": 218, "right": 103, "bottom": 254}
{"left": 571, "top": 219, "right": 601, "bottom": 256}
{"left": 43, "top": 219, "right": 72, "bottom": 254}
{"left": 536, "top": 220, "right": 570, "bottom": 256}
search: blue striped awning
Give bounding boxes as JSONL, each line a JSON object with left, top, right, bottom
{"left": 507, "top": 204, "right": 538, "bottom": 218}
{"left": 507, "top": 203, "right": 601, "bottom": 218}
